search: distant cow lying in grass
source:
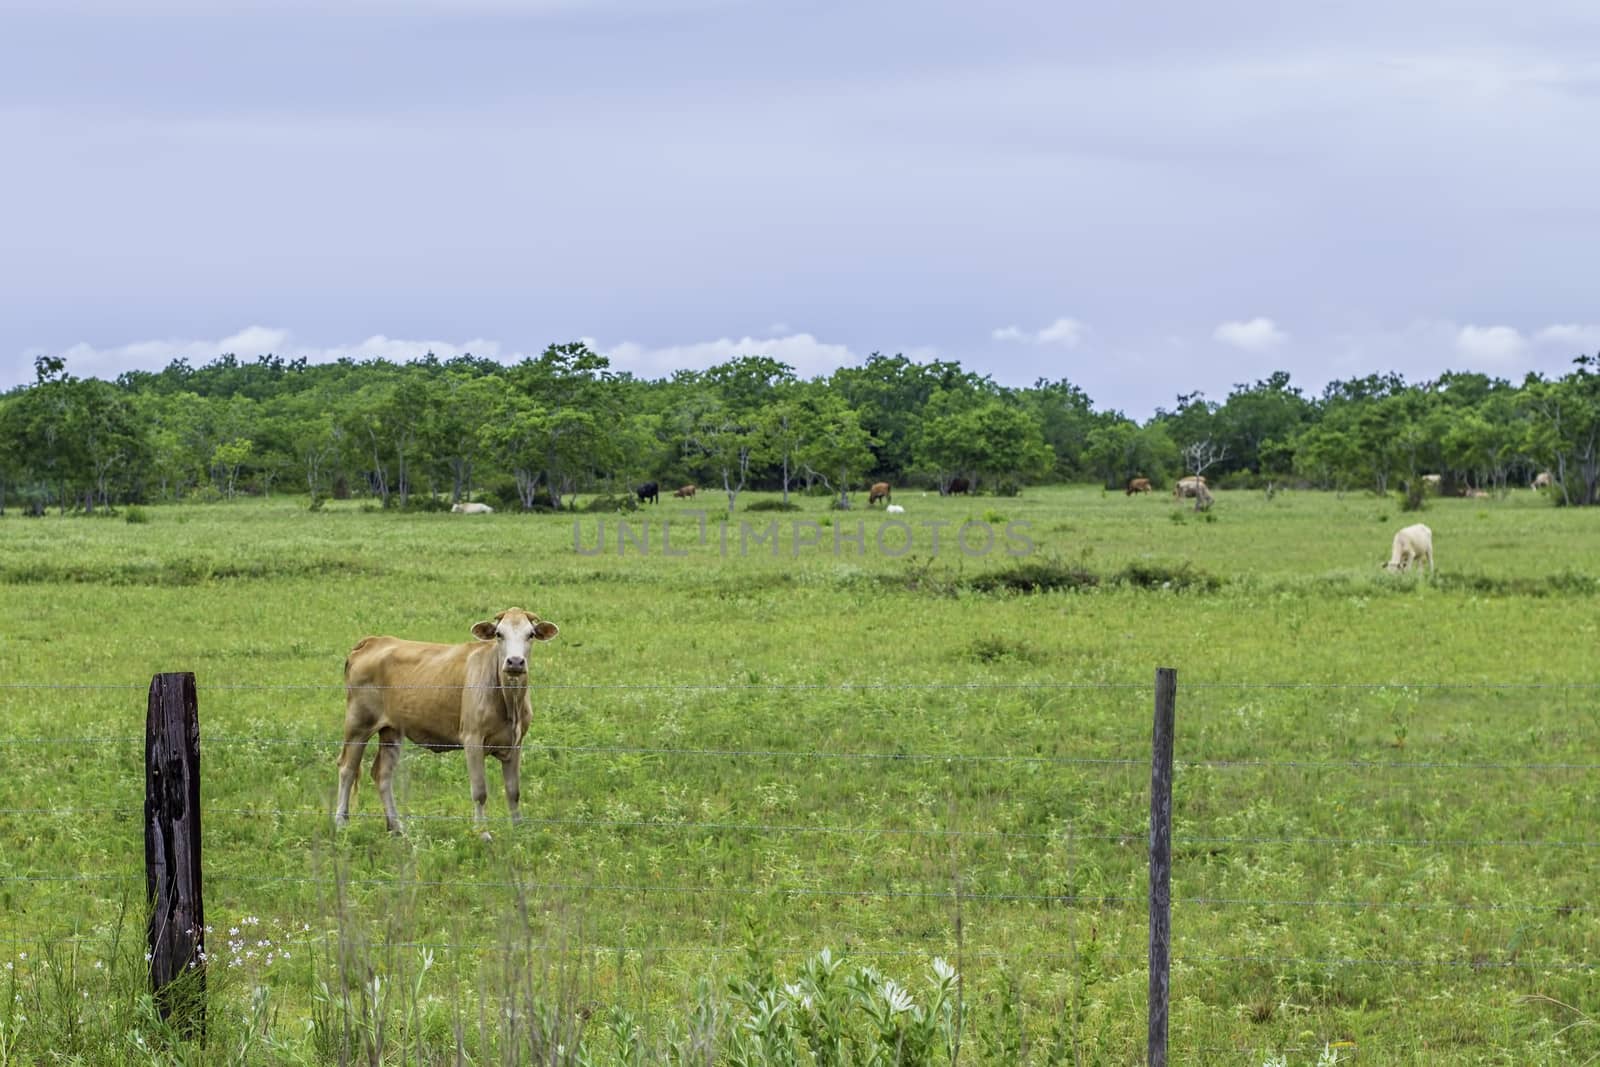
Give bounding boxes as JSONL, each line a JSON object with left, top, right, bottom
{"left": 1383, "top": 523, "right": 1433, "bottom": 575}
{"left": 451, "top": 502, "right": 493, "bottom": 514}
{"left": 336, "top": 608, "right": 560, "bottom": 839}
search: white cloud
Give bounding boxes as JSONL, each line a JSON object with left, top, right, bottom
{"left": 1534, "top": 323, "right": 1600, "bottom": 350}
{"left": 17, "top": 326, "right": 512, "bottom": 388}
{"left": 586, "top": 332, "right": 863, "bottom": 379}
{"left": 12, "top": 326, "right": 905, "bottom": 389}
{"left": 1454, "top": 324, "right": 1527, "bottom": 363}
{"left": 991, "top": 317, "right": 1084, "bottom": 347}
{"left": 1213, "top": 317, "right": 1287, "bottom": 352}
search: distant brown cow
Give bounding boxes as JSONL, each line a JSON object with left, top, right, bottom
{"left": 674, "top": 484, "right": 697, "bottom": 498}
{"left": 336, "top": 608, "right": 560, "bottom": 839}
{"left": 1126, "top": 478, "right": 1152, "bottom": 495}
{"left": 868, "top": 482, "right": 892, "bottom": 506}
{"left": 947, "top": 477, "right": 971, "bottom": 495}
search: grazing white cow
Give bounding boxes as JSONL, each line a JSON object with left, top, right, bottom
{"left": 885, "top": 504, "right": 905, "bottom": 514}
{"left": 336, "top": 608, "right": 559, "bottom": 839}
{"left": 452, "top": 502, "right": 493, "bottom": 514}
{"left": 1174, "top": 475, "right": 1207, "bottom": 499}
{"left": 1383, "top": 523, "right": 1434, "bottom": 575}
{"left": 1532, "top": 471, "right": 1553, "bottom": 489}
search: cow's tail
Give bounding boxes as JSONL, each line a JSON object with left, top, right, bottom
{"left": 338, "top": 638, "right": 379, "bottom": 807}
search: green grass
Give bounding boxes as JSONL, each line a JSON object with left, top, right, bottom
{"left": 0, "top": 486, "right": 1597, "bottom": 1064}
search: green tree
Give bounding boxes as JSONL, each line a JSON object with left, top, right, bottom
{"left": 795, "top": 393, "right": 878, "bottom": 509}
{"left": 1083, "top": 417, "right": 1178, "bottom": 489}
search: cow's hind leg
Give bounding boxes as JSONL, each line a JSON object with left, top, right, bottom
{"left": 334, "top": 733, "right": 370, "bottom": 829}
{"left": 499, "top": 747, "right": 523, "bottom": 827}
{"left": 465, "top": 736, "right": 492, "bottom": 841}
{"left": 372, "top": 727, "right": 405, "bottom": 835}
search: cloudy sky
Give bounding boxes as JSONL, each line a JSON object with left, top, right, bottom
{"left": 3, "top": 1, "right": 1598, "bottom": 415}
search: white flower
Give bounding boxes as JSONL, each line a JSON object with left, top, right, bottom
{"left": 932, "top": 957, "right": 956, "bottom": 982}
{"left": 144, "top": 952, "right": 153, "bottom": 962}
{"left": 4, "top": 962, "right": 12, "bottom": 971}
{"left": 17, "top": 952, "right": 26, "bottom": 961}
{"left": 881, "top": 980, "right": 913, "bottom": 1015}
{"left": 93, "top": 960, "right": 104, "bottom": 970}
{"left": 229, "top": 927, "right": 240, "bottom": 936}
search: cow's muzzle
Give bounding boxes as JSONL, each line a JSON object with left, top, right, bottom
{"left": 503, "top": 657, "right": 527, "bottom": 675}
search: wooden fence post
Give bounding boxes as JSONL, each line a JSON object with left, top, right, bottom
{"left": 1148, "top": 667, "right": 1176, "bottom": 1067}
{"left": 145, "top": 672, "right": 205, "bottom": 1037}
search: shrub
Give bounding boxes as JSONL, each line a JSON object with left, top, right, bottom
{"left": 403, "top": 495, "right": 453, "bottom": 513}
{"left": 967, "top": 556, "right": 1100, "bottom": 594}
{"left": 583, "top": 494, "right": 639, "bottom": 513}
{"left": 993, "top": 480, "right": 1021, "bottom": 497}
{"left": 1397, "top": 481, "right": 1427, "bottom": 512}
{"left": 745, "top": 499, "right": 803, "bottom": 512}
{"left": 123, "top": 506, "right": 149, "bottom": 525}
{"left": 1115, "top": 560, "right": 1221, "bottom": 592}
{"left": 478, "top": 478, "right": 522, "bottom": 512}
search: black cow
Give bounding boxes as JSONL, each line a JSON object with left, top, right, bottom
{"left": 948, "top": 477, "right": 971, "bottom": 495}
{"left": 635, "top": 482, "right": 659, "bottom": 505}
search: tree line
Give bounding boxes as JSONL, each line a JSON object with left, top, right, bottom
{"left": 2, "top": 344, "right": 1597, "bottom": 515}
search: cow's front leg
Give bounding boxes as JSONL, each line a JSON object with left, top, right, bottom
{"left": 464, "top": 735, "right": 492, "bottom": 841}
{"left": 500, "top": 745, "right": 523, "bottom": 827}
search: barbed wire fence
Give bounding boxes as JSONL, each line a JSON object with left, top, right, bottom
{"left": 0, "top": 675, "right": 1596, "bottom": 1063}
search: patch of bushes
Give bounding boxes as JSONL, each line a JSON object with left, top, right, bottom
{"left": 403, "top": 495, "right": 453, "bottom": 513}
{"left": 745, "top": 499, "right": 803, "bottom": 512}
{"left": 1115, "top": 560, "right": 1221, "bottom": 592}
{"left": 123, "top": 506, "right": 149, "bottom": 525}
{"left": 583, "top": 494, "right": 640, "bottom": 513}
{"left": 0, "top": 554, "right": 384, "bottom": 586}
{"left": 1397, "top": 481, "right": 1428, "bottom": 512}
{"left": 966, "top": 556, "right": 1100, "bottom": 594}
{"left": 961, "top": 635, "right": 1045, "bottom": 664}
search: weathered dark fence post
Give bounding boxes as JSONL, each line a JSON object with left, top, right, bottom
{"left": 146, "top": 672, "right": 205, "bottom": 1037}
{"left": 1148, "top": 667, "right": 1176, "bottom": 1067}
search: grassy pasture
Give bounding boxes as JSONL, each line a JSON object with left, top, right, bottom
{"left": 0, "top": 486, "right": 1597, "bottom": 1064}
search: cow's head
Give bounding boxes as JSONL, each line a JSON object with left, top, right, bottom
{"left": 471, "top": 608, "right": 559, "bottom": 678}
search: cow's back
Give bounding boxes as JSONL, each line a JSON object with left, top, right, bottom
{"left": 345, "top": 637, "right": 478, "bottom": 743}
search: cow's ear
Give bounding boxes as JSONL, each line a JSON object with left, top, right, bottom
{"left": 532, "top": 621, "right": 559, "bottom": 642}
{"left": 471, "top": 621, "right": 497, "bottom": 641}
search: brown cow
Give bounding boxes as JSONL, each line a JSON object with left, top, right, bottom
{"left": 674, "top": 484, "right": 698, "bottom": 498}
{"left": 868, "top": 482, "right": 892, "bottom": 506}
{"left": 1126, "top": 478, "right": 1152, "bottom": 495}
{"left": 336, "top": 608, "right": 560, "bottom": 840}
